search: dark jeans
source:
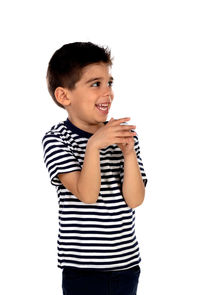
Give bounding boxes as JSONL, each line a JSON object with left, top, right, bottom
{"left": 62, "top": 265, "right": 141, "bottom": 295}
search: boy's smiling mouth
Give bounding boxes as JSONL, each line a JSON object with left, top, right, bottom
{"left": 95, "top": 103, "right": 110, "bottom": 114}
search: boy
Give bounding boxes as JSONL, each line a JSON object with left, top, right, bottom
{"left": 42, "top": 42, "right": 148, "bottom": 295}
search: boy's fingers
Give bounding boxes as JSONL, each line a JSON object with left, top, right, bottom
{"left": 109, "top": 117, "right": 130, "bottom": 122}
{"left": 113, "top": 118, "right": 131, "bottom": 125}
{"left": 119, "top": 117, "right": 131, "bottom": 122}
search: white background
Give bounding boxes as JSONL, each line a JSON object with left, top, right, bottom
{"left": 0, "top": 0, "right": 200, "bottom": 294}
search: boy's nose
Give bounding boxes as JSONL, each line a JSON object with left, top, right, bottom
{"left": 102, "top": 94, "right": 113, "bottom": 103}
{"left": 102, "top": 88, "right": 113, "bottom": 101}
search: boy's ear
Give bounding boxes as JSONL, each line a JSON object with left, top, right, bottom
{"left": 54, "top": 87, "right": 71, "bottom": 107}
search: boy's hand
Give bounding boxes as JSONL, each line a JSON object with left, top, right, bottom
{"left": 88, "top": 117, "right": 136, "bottom": 150}
{"left": 116, "top": 120, "right": 137, "bottom": 156}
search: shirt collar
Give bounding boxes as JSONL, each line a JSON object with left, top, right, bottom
{"left": 64, "top": 117, "right": 108, "bottom": 138}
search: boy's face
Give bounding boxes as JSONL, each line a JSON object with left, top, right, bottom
{"left": 60, "top": 62, "right": 114, "bottom": 132}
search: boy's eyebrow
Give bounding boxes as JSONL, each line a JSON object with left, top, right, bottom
{"left": 85, "top": 76, "right": 114, "bottom": 84}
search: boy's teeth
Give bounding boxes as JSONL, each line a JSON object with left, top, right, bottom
{"left": 96, "top": 104, "right": 108, "bottom": 106}
{"left": 96, "top": 104, "right": 108, "bottom": 111}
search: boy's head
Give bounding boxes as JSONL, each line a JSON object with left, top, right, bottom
{"left": 46, "top": 42, "right": 114, "bottom": 128}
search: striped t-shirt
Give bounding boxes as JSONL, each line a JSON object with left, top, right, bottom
{"left": 42, "top": 117, "right": 148, "bottom": 272}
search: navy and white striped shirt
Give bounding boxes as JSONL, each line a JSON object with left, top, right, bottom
{"left": 42, "top": 117, "right": 148, "bottom": 271}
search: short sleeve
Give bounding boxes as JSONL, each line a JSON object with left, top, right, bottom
{"left": 120, "top": 134, "right": 148, "bottom": 187}
{"left": 42, "top": 132, "right": 82, "bottom": 186}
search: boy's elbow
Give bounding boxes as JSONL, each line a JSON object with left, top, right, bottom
{"left": 79, "top": 195, "right": 99, "bottom": 204}
{"left": 129, "top": 199, "right": 144, "bottom": 209}
{"left": 126, "top": 192, "right": 145, "bottom": 209}
{"left": 78, "top": 189, "right": 99, "bottom": 204}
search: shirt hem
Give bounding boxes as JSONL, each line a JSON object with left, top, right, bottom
{"left": 57, "top": 260, "right": 141, "bottom": 272}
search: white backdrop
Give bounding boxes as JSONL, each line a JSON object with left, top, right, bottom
{"left": 0, "top": 0, "right": 200, "bottom": 294}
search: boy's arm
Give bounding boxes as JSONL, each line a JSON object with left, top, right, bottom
{"left": 77, "top": 140, "right": 101, "bottom": 204}
{"left": 122, "top": 150, "right": 145, "bottom": 209}
{"left": 58, "top": 139, "right": 101, "bottom": 204}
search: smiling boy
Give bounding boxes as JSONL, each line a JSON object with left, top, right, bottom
{"left": 42, "top": 42, "right": 148, "bottom": 295}
{"left": 54, "top": 61, "right": 114, "bottom": 134}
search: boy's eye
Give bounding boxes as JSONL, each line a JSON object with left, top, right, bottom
{"left": 91, "top": 81, "right": 113, "bottom": 87}
{"left": 92, "top": 82, "right": 100, "bottom": 87}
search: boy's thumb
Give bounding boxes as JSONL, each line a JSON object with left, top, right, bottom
{"left": 109, "top": 117, "right": 113, "bottom": 122}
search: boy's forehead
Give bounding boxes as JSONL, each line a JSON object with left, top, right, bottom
{"left": 81, "top": 62, "right": 111, "bottom": 79}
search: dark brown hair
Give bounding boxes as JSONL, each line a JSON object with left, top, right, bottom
{"left": 46, "top": 42, "right": 114, "bottom": 109}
